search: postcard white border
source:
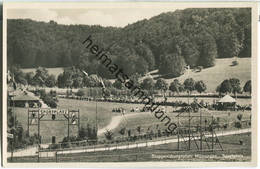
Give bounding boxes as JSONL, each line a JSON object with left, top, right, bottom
{"left": 2, "top": 1, "right": 258, "bottom": 167}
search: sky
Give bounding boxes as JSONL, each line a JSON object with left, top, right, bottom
{"left": 7, "top": 8, "right": 183, "bottom": 27}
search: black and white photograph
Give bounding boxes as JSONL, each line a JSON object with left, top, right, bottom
{"left": 2, "top": 2, "right": 258, "bottom": 167}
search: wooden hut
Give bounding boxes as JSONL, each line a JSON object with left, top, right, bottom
{"left": 217, "top": 95, "right": 236, "bottom": 111}
{"left": 11, "top": 92, "right": 40, "bottom": 108}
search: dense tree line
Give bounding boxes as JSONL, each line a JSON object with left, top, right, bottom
{"left": 9, "top": 65, "right": 57, "bottom": 87}
{"left": 9, "top": 65, "right": 251, "bottom": 99}
{"left": 216, "top": 79, "right": 251, "bottom": 97}
{"left": 8, "top": 8, "right": 251, "bottom": 78}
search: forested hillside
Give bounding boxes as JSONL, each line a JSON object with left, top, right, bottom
{"left": 8, "top": 8, "right": 251, "bottom": 79}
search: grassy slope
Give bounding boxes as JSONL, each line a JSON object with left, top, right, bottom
{"left": 149, "top": 58, "right": 251, "bottom": 93}
{"left": 21, "top": 67, "right": 64, "bottom": 78}
{"left": 170, "top": 58, "right": 251, "bottom": 92}
{"left": 21, "top": 58, "right": 251, "bottom": 93}
{"left": 22, "top": 58, "right": 251, "bottom": 92}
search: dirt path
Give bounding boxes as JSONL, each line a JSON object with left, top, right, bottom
{"left": 97, "top": 112, "right": 147, "bottom": 136}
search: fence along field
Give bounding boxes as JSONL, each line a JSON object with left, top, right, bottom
{"left": 9, "top": 131, "right": 251, "bottom": 162}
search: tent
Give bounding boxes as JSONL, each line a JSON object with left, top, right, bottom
{"left": 217, "top": 95, "right": 236, "bottom": 110}
{"left": 217, "top": 95, "right": 236, "bottom": 103}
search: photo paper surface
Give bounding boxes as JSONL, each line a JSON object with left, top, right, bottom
{"left": 2, "top": 2, "right": 258, "bottom": 167}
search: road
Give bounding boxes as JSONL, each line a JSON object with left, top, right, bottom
{"left": 7, "top": 128, "right": 251, "bottom": 158}
{"left": 57, "top": 128, "right": 251, "bottom": 156}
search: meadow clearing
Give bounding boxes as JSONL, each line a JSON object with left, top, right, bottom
{"left": 21, "top": 67, "right": 64, "bottom": 78}
{"left": 164, "top": 58, "right": 251, "bottom": 92}
{"left": 21, "top": 58, "right": 251, "bottom": 94}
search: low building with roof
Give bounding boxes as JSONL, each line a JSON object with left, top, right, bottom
{"left": 10, "top": 91, "right": 40, "bottom": 108}
{"left": 217, "top": 95, "right": 236, "bottom": 111}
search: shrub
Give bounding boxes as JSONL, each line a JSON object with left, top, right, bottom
{"left": 237, "top": 114, "right": 243, "bottom": 121}
{"left": 234, "top": 121, "right": 242, "bottom": 129}
{"left": 232, "top": 60, "right": 239, "bottom": 66}
{"left": 76, "top": 89, "right": 85, "bottom": 97}
{"left": 42, "top": 95, "right": 57, "bottom": 108}
{"left": 104, "top": 130, "right": 113, "bottom": 140}
{"left": 119, "top": 127, "right": 126, "bottom": 136}
{"left": 48, "top": 143, "right": 60, "bottom": 150}
{"left": 223, "top": 123, "right": 228, "bottom": 129}
{"left": 49, "top": 90, "right": 57, "bottom": 97}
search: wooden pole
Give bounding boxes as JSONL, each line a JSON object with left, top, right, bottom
{"left": 200, "top": 110, "right": 202, "bottom": 150}
{"left": 28, "top": 109, "right": 30, "bottom": 136}
{"left": 188, "top": 110, "right": 191, "bottom": 150}
{"left": 96, "top": 98, "right": 98, "bottom": 135}
{"left": 177, "top": 115, "right": 180, "bottom": 151}
{"left": 11, "top": 138, "right": 13, "bottom": 162}
{"left": 55, "top": 152, "right": 58, "bottom": 163}
{"left": 211, "top": 116, "right": 214, "bottom": 151}
{"left": 78, "top": 109, "right": 80, "bottom": 136}
{"left": 37, "top": 110, "right": 40, "bottom": 162}
{"left": 11, "top": 105, "right": 14, "bottom": 162}
{"left": 11, "top": 104, "right": 15, "bottom": 162}
{"left": 68, "top": 111, "right": 70, "bottom": 139}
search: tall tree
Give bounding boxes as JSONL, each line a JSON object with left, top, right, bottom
{"left": 57, "top": 74, "right": 66, "bottom": 88}
{"left": 25, "top": 72, "right": 35, "bottom": 86}
{"left": 243, "top": 80, "right": 251, "bottom": 95}
{"left": 218, "top": 79, "right": 232, "bottom": 95}
{"left": 159, "top": 52, "right": 186, "bottom": 77}
{"left": 197, "top": 32, "right": 217, "bottom": 68}
{"left": 113, "top": 79, "right": 124, "bottom": 90}
{"left": 141, "top": 77, "right": 155, "bottom": 91}
{"left": 73, "top": 76, "right": 83, "bottom": 88}
{"left": 184, "top": 78, "right": 195, "bottom": 95}
{"left": 169, "top": 79, "right": 182, "bottom": 95}
{"left": 184, "top": 78, "right": 195, "bottom": 103}
{"left": 45, "top": 75, "right": 56, "bottom": 88}
{"left": 33, "top": 67, "right": 49, "bottom": 86}
{"left": 155, "top": 78, "right": 168, "bottom": 96}
{"left": 195, "top": 80, "right": 207, "bottom": 94}
{"left": 229, "top": 78, "right": 241, "bottom": 98}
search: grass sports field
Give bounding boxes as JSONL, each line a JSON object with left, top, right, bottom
{"left": 14, "top": 98, "right": 114, "bottom": 143}
{"left": 13, "top": 96, "right": 251, "bottom": 143}
{"left": 112, "top": 110, "right": 251, "bottom": 138}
